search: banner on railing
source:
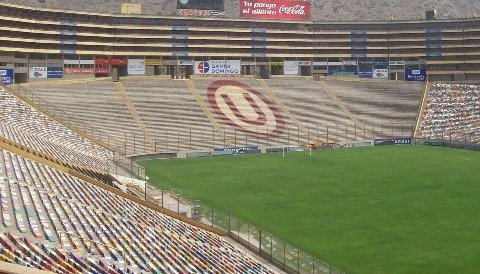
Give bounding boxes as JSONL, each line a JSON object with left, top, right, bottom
{"left": 47, "top": 67, "right": 64, "bottom": 79}
{"left": 0, "top": 69, "right": 14, "bottom": 85}
{"left": 405, "top": 68, "right": 427, "bottom": 82}
{"left": 373, "top": 69, "right": 389, "bottom": 79}
{"left": 29, "top": 67, "right": 47, "bottom": 79}
{"left": 128, "top": 59, "right": 145, "bottom": 75}
{"left": 327, "top": 67, "right": 358, "bottom": 77}
{"left": 64, "top": 68, "right": 95, "bottom": 74}
{"left": 284, "top": 61, "right": 299, "bottom": 75}
{"left": 194, "top": 60, "right": 241, "bottom": 74}
{"left": 240, "top": 0, "right": 311, "bottom": 20}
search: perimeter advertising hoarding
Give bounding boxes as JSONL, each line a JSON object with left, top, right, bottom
{"left": 194, "top": 60, "right": 241, "bottom": 75}
{"left": 374, "top": 138, "right": 412, "bottom": 146}
{"left": 0, "top": 69, "right": 14, "bottom": 85}
{"left": 405, "top": 68, "right": 427, "bottom": 82}
{"left": 127, "top": 59, "right": 145, "bottom": 75}
{"left": 240, "top": 0, "right": 311, "bottom": 20}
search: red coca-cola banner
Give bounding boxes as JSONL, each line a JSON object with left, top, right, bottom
{"left": 64, "top": 68, "right": 95, "bottom": 74}
{"left": 240, "top": 0, "right": 310, "bottom": 20}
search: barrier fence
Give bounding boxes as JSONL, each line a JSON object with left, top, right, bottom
{"left": 138, "top": 185, "right": 345, "bottom": 274}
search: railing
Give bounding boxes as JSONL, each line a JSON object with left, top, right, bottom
{"left": 3, "top": 84, "right": 146, "bottom": 180}
{"left": 140, "top": 185, "right": 345, "bottom": 274}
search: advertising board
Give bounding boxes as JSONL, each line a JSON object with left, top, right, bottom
{"left": 284, "top": 61, "right": 299, "bottom": 75}
{"left": 327, "top": 67, "right": 357, "bottom": 77}
{"left": 127, "top": 59, "right": 145, "bottom": 75}
{"left": 240, "top": 0, "right": 311, "bottom": 20}
{"left": 0, "top": 69, "right": 14, "bottom": 85}
{"left": 405, "top": 68, "right": 427, "bottom": 82}
{"left": 374, "top": 138, "right": 412, "bottom": 145}
{"left": 373, "top": 69, "right": 388, "bottom": 79}
{"left": 194, "top": 60, "right": 241, "bottom": 74}
{"left": 64, "top": 68, "right": 95, "bottom": 74}
{"left": 29, "top": 67, "right": 47, "bottom": 79}
{"left": 47, "top": 67, "right": 64, "bottom": 79}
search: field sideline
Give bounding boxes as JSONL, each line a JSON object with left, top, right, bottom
{"left": 142, "top": 146, "right": 480, "bottom": 274}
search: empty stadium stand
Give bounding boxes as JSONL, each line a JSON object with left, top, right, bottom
{"left": 0, "top": 148, "right": 278, "bottom": 273}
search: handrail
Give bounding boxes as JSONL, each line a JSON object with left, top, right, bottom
{"left": 413, "top": 80, "right": 430, "bottom": 138}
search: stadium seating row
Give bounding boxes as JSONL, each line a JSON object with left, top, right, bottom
{"left": 0, "top": 148, "right": 275, "bottom": 273}
{"left": 0, "top": 89, "right": 113, "bottom": 171}
{"left": 25, "top": 78, "right": 424, "bottom": 153}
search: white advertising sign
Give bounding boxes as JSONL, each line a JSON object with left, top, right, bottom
{"left": 64, "top": 59, "right": 79, "bottom": 65}
{"left": 128, "top": 59, "right": 145, "bottom": 75}
{"left": 284, "top": 61, "right": 299, "bottom": 75}
{"left": 194, "top": 60, "right": 241, "bottom": 75}
{"left": 373, "top": 69, "right": 389, "bottom": 79}
{"left": 29, "top": 67, "right": 47, "bottom": 79}
{"left": 80, "top": 59, "right": 95, "bottom": 65}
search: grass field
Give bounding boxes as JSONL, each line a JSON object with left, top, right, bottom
{"left": 142, "top": 146, "right": 480, "bottom": 274}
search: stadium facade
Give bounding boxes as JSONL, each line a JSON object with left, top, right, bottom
{"left": 0, "top": 1, "right": 479, "bottom": 84}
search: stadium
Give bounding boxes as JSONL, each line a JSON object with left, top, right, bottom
{"left": 0, "top": 0, "right": 479, "bottom": 273}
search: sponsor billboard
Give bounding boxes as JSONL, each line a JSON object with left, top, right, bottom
{"left": 284, "top": 61, "right": 299, "bottom": 75}
{"left": 374, "top": 138, "right": 412, "bottom": 146}
{"left": 299, "top": 61, "right": 312, "bottom": 66}
{"left": 64, "top": 68, "right": 95, "bottom": 74}
{"left": 177, "top": 0, "right": 224, "bottom": 11}
{"left": 389, "top": 61, "right": 405, "bottom": 66}
{"left": 194, "top": 60, "right": 241, "bottom": 75}
{"left": 47, "top": 67, "right": 64, "bottom": 79}
{"left": 405, "top": 68, "right": 427, "bottom": 82}
{"left": 327, "top": 67, "right": 358, "bottom": 77}
{"left": 127, "top": 59, "right": 145, "bottom": 75}
{"left": 373, "top": 69, "right": 388, "bottom": 79}
{"left": 214, "top": 146, "right": 260, "bottom": 155}
{"left": 29, "top": 67, "right": 47, "bottom": 79}
{"left": 145, "top": 59, "right": 162, "bottom": 66}
{"left": 240, "top": 0, "right": 311, "bottom": 20}
{"left": 0, "top": 69, "right": 14, "bottom": 85}
{"left": 95, "top": 67, "right": 110, "bottom": 74}
{"left": 176, "top": 9, "right": 224, "bottom": 17}
{"left": 358, "top": 60, "right": 373, "bottom": 78}
{"left": 179, "top": 59, "right": 194, "bottom": 66}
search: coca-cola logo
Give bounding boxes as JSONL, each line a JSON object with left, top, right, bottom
{"left": 279, "top": 5, "right": 305, "bottom": 15}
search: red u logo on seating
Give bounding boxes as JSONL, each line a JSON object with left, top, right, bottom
{"left": 207, "top": 80, "right": 285, "bottom": 137}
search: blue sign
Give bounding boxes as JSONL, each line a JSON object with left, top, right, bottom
{"left": 327, "top": 67, "right": 358, "bottom": 77}
{"left": 0, "top": 69, "right": 14, "bottom": 85}
{"left": 47, "top": 67, "right": 64, "bottom": 79}
{"left": 405, "top": 68, "right": 426, "bottom": 82}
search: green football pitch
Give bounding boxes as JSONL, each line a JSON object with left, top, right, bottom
{"left": 141, "top": 145, "right": 480, "bottom": 274}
